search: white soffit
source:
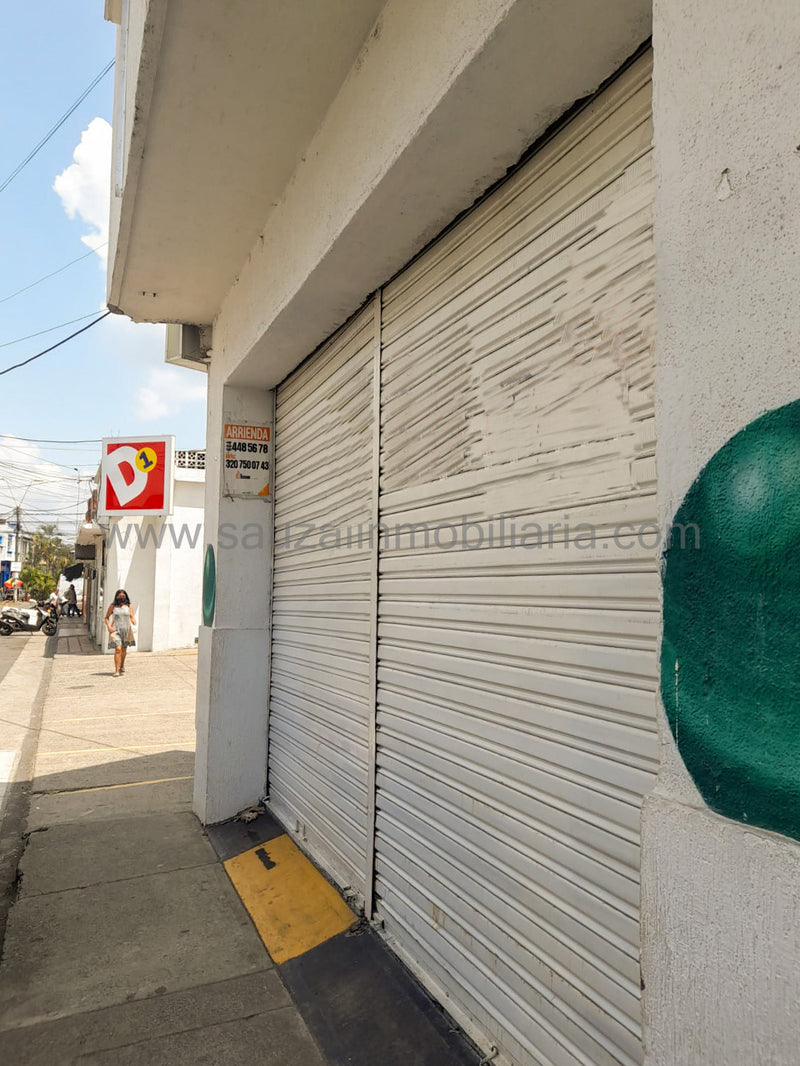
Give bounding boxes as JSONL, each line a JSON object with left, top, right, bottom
{"left": 113, "top": 0, "right": 652, "bottom": 388}
{"left": 111, "top": 0, "right": 386, "bottom": 324}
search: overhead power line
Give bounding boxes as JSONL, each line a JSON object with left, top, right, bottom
{"left": 0, "top": 311, "right": 111, "bottom": 377}
{"left": 0, "top": 503, "right": 84, "bottom": 516}
{"left": 0, "top": 311, "right": 101, "bottom": 349}
{"left": 0, "top": 454, "right": 97, "bottom": 472}
{"left": 0, "top": 468, "right": 83, "bottom": 485}
{"left": 0, "top": 59, "right": 115, "bottom": 195}
{"left": 0, "top": 244, "right": 108, "bottom": 306}
{"left": 0, "top": 436, "right": 101, "bottom": 444}
{"left": 0, "top": 464, "right": 93, "bottom": 486}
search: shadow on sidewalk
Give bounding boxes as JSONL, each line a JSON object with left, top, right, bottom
{"left": 0, "top": 749, "right": 196, "bottom": 949}
{"left": 31, "top": 749, "right": 195, "bottom": 795}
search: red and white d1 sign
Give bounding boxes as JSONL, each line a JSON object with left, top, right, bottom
{"left": 99, "top": 437, "right": 174, "bottom": 516}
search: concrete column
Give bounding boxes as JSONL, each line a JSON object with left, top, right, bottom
{"left": 194, "top": 361, "right": 273, "bottom": 824}
{"left": 644, "top": 3, "right": 800, "bottom": 1063}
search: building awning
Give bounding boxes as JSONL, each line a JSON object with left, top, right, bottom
{"left": 62, "top": 562, "right": 84, "bottom": 581}
{"left": 75, "top": 521, "right": 103, "bottom": 546}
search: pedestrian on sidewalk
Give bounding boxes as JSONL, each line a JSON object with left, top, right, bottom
{"left": 65, "top": 583, "right": 79, "bottom": 617}
{"left": 105, "top": 589, "right": 136, "bottom": 677}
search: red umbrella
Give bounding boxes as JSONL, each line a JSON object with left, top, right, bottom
{"left": 3, "top": 579, "right": 23, "bottom": 588}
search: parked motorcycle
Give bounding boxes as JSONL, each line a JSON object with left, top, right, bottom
{"left": 0, "top": 603, "right": 58, "bottom": 637}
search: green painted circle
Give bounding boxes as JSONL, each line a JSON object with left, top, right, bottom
{"left": 202, "top": 544, "right": 216, "bottom": 627}
{"left": 661, "top": 398, "right": 800, "bottom": 839}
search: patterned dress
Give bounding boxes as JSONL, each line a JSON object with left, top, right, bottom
{"left": 112, "top": 605, "right": 135, "bottom": 647}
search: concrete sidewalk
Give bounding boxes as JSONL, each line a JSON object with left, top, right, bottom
{"left": 0, "top": 621, "right": 325, "bottom": 1065}
{"left": 0, "top": 622, "right": 482, "bottom": 1066}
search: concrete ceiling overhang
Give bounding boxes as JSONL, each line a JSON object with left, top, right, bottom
{"left": 111, "top": 0, "right": 652, "bottom": 388}
{"left": 108, "top": 0, "right": 387, "bottom": 325}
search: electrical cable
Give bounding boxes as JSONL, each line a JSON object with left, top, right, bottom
{"left": 1, "top": 489, "right": 79, "bottom": 502}
{"left": 0, "top": 466, "right": 92, "bottom": 484}
{"left": 9, "top": 448, "right": 100, "bottom": 455}
{"left": 0, "top": 244, "right": 108, "bottom": 305}
{"left": 0, "top": 471, "right": 78, "bottom": 483}
{"left": 0, "top": 449, "right": 94, "bottom": 464}
{"left": 0, "top": 311, "right": 111, "bottom": 377}
{"left": 0, "top": 59, "right": 115, "bottom": 194}
{"left": 0, "top": 311, "right": 101, "bottom": 349}
{"left": 5, "top": 505, "right": 86, "bottom": 514}
{"left": 0, "top": 436, "right": 101, "bottom": 444}
{"left": 0, "top": 472, "right": 78, "bottom": 486}
{"left": 0, "top": 456, "right": 96, "bottom": 472}
{"left": 0, "top": 456, "right": 94, "bottom": 471}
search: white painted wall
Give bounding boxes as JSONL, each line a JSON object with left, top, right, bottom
{"left": 86, "top": 558, "right": 102, "bottom": 641}
{"left": 166, "top": 476, "right": 204, "bottom": 648}
{"left": 193, "top": 373, "right": 272, "bottom": 824}
{"left": 106, "top": 0, "right": 167, "bottom": 293}
{"left": 643, "top": 2, "right": 800, "bottom": 1062}
{"left": 0, "top": 522, "right": 26, "bottom": 572}
{"left": 98, "top": 470, "right": 204, "bottom": 653}
{"left": 101, "top": 514, "right": 138, "bottom": 654}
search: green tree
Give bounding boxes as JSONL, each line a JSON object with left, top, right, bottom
{"left": 19, "top": 566, "right": 55, "bottom": 601}
{"left": 30, "top": 524, "right": 71, "bottom": 581}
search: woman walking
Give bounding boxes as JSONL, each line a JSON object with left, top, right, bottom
{"left": 105, "top": 589, "right": 136, "bottom": 677}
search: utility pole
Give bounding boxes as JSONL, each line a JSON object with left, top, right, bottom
{"left": 14, "top": 504, "right": 20, "bottom": 601}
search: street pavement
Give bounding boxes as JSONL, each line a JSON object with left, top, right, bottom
{"left": 0, "top": 626, "right": 50, "bottom": 949}
{"left": 0, "top": 620, "right": 325, "bottom": 1065}
{"left": 0, "top": 631, "right": 30, "bottom": 685}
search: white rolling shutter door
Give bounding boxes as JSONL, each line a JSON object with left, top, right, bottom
{"left": 375, "top": 55, "right": 657, "bottom": 1066}
{"left": 269, "top": 305, "right": 375, "bottom": 902}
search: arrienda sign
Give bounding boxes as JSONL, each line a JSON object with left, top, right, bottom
{"left": 99, "top": 436, "right": 174, "bottom": 517}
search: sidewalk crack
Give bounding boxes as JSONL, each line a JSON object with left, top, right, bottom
{"left": 18, "top": 858, "right": 219, "bottom": 900}
{"left": 72, "top": 1008, "right": 298, "bottom": 1059}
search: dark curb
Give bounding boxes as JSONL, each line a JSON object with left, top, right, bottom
{"left": 208, "top": 811, "right": 482, "bottom": 1066}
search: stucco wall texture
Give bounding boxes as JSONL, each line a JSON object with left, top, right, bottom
{"left": 645, "top": 1, "right": 800, "bottom": 1063}
{"left": 193, "top": 377, "right": 272, "bottom": 825}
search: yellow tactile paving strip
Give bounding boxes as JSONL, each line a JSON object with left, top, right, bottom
{"left": 224, "top": 834, "right": 355, "bottom": 964}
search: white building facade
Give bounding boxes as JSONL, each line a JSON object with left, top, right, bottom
{"left": 103, "top": 2, "right": 800, "bottom": 1064}
{"left": 0, "top": 519, "right": 30, "bottom": 589}
{"left": 84, "top": 451, "right": 205, "bottom": 653}
{"left": 0, "top": 520, "right": 15, "bottom": 588}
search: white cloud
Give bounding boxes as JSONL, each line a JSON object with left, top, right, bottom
{"left": 137, "top": 385, "right": 170, "bottom": 421}
{"left": 94, "top": 316, "right": 208, "bottom": 420}
{"left": 53, "top": 117, "right": 111, "bottom": 267}
{"left": 96, "top": 314, "right": 206, "bottom": 416}
{"left": 135, "top": 364, "right": 207, "bottom": 422}
{"left": 49, "top": 122, "right": 207, "bottom": 432}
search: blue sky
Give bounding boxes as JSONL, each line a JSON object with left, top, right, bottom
{"left": 0, "top": 1, "right": 207, "bottom": 536}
